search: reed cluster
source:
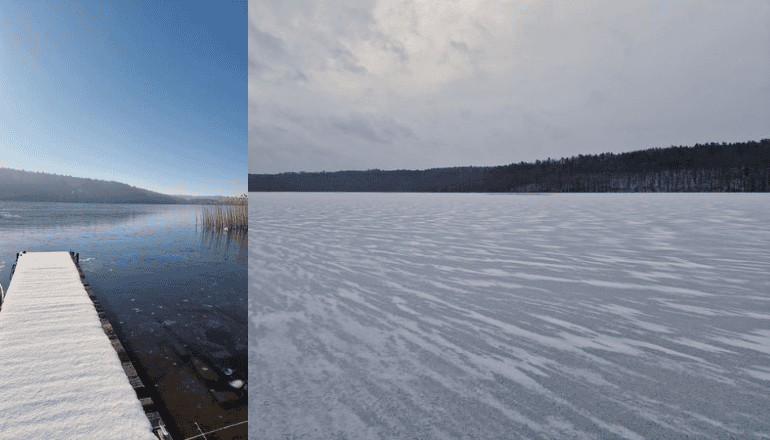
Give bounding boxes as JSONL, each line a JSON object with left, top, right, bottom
{"left": 198, "top": 194, "right": 247, "bottom": 231}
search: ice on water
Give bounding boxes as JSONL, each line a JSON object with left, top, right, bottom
{"left": 249, "top": 193, "right": 770, "bottom": 439}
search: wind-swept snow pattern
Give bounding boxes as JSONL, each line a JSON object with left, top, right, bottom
{"left": 250, "top": 193, "right": 770, "bottom": 439}
{"left": 0, "top": 252, "right": 157, "bottom": 440}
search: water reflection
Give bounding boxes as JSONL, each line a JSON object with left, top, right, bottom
{"left": 0, "top": 201, "right": 152, "bottom": 231}
{"left": 198, "top": 226, "right": 248, "bottom": 262}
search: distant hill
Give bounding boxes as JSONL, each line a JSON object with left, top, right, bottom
{"left": 0, "top": 168, "right": 222, "bottom": 204}
{"left": 249, "top": 139, "right": 770, "bottom": 192}
{"left": 167, "top": 195, "right": 228, "bottom": 205}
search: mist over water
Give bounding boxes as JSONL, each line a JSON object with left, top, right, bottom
{"left": 249, "top": 193, "right": 770, "bottom": 439}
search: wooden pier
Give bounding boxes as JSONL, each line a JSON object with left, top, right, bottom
{"left": 0, "top": 251, "right": 172, "bottom": 439}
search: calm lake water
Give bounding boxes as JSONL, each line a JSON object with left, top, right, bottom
{"left": 249, "top": 193, "right": 770, "bottom": 440}
{"left": 0, "top": 201, "right": 248, "bottom": 438}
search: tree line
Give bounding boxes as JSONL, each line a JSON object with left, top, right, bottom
{"left": 0, "top": 168, "right": 222, "bottom": 204}
{"left": 248, "top": 139, "right": 770, "bottom": 192}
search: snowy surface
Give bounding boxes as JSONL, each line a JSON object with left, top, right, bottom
{"left": 0, "top": 252, "right": 157, "bottom": 440}
{"left": 250, "top": 193, "right": 770, "bottom": 439}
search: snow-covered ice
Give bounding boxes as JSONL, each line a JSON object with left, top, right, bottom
{"left": 0, "top": 252, "right": 157, "bottom": 440}
{"left": 250, "top": 193, "right": 770, "bottom": 439}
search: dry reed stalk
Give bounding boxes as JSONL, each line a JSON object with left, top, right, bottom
{"left": 198, "top": 194, "right": 247, "bottom": 231}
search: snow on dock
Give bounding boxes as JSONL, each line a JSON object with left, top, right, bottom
{"left": 0, "top": 252, "right": 160, "bottom": 439}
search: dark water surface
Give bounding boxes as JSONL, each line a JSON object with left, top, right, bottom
{"left": 250, "top": 193, "right": 770, "bottom": 439}
{"left": 0, "top": 201, "right": 247, "bottom": 439}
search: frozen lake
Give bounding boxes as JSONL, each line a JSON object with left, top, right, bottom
{"left": 249, "top": 193, "right": 770, "bottom": 439}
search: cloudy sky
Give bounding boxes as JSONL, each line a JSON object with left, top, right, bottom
{"left": 250, "top": 0, "right": 769, "bottom": 174}
{"left": 1, "top": 0, "right": 247, "bottom": 197}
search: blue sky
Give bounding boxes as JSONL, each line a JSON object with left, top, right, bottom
{"left": 1, "top": 0, "right": 246, "bottom": 197}
{"left": 250, "top": 0, "right": 769, "bottom": 174}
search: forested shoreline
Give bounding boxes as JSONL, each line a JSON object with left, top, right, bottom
{"left": 0, "top": 168, "right": 222, "bottom": 204}
{"left": 249, "top": 139, "right": 770, "bottom": 192}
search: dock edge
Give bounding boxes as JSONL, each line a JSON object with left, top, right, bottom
{"left": 66, "top": 251, "right": 175, "bottom": 440}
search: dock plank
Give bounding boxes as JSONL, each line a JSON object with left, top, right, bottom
{"left": 0, "top": 252, "right": 159, "bottom": 439}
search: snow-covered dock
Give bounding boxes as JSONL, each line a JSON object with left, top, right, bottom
{"left": 0, "top": 251, "right": 170, "bottom": 439}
